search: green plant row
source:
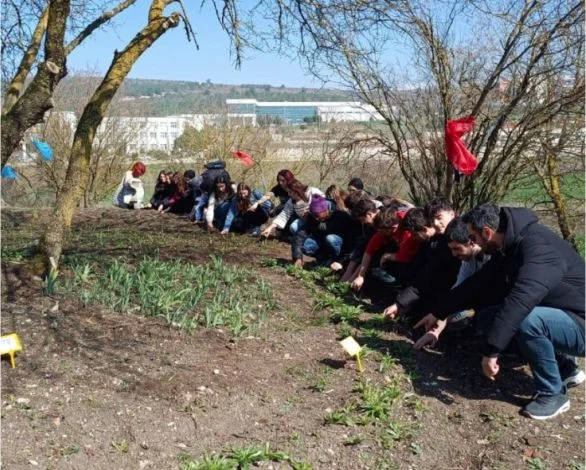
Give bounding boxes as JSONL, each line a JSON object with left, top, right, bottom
{"left": 64, "top": 255, "right": 276, "bottom": 336}
{"left": 178, "top": 442, "right": 313, "bottom": 470}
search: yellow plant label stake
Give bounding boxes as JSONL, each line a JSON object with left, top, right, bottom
{"left": 340, "top": 336, "right": 364, "bottom": 373}
{"left": 0, "top": 333, "right": 23, "bottom": 368}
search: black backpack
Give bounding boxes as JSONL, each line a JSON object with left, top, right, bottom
{"left": 201, "top": 160, "right": 230, "bottom": 193}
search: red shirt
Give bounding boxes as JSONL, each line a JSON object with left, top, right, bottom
{"left": 365, "top": 211, "right": 419, "bottom": 262}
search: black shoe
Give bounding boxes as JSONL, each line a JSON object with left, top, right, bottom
{"left": 521, "top": 389, "right": 570, "bottom": 420}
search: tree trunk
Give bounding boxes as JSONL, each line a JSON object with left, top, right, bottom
{"left": 38, "top": 7, "right": 181, "bottom": 270}
{"left": 545, "top": 157, "right": 578, "bottom": 251}
{"left": 2, "top": 7, "right": 49, "bottom": 114}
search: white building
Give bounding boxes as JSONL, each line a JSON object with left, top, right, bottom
{"left": 226, "top": 99, "right": 383, "bottom": 125}
{"left": 102, "top": 114, "right": 221, "bottom": 153}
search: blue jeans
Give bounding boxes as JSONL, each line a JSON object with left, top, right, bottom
{"left": 302, "top": 234, "right": 343, "bottom": 260}
{"left": 478, "top": 306, "right": 585, "bottom": 395}
{"left": 289, "top": 217, "right": 305, "bottom": 235}
{"left": 212, "top": 199, "right": 233, "bottom": 230}
{"left": 190, "top": 193, "right": 208, "bottom": 222}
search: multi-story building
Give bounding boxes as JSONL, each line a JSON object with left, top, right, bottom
{"left": 109, "top": 114, "right": 221, "bottom": 154}
{"left": 226, "top": 99, "right": 383, "bottom": 125}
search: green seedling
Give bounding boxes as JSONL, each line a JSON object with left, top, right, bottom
{"left": 330, "top": 304, "right": 363, "bottom": 323}
{"left": 260, "top": 257, "right": 279, "bottom": 267}
{"left": 228, "top": 446, "right": 265, "bottom": 469}
{"left": 43, "top": 258, "right": 59, "bottom": 295}
{"left": 179, "top": 454, "right": 235, "bottom": 470}
{"left": 409, "top": 442, "right": 422, "bottom": 455}
{"left": 60, "top": 444, "right": 80, "bottom": 458}
{"left": 526, "top": 457, "right": 548, "bottom": 470}
{"left": 569, "top": 461, "right": 586, "bottom": 470}
{"left": 111, "top": 439, "right": 129, "bottom": 453}
{"left": 379, "top": 355, "right": 398, "bottom": 373}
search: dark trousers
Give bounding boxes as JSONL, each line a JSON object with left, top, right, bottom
{"left": 231, "top": 206, "right": 269, "bottom": 233}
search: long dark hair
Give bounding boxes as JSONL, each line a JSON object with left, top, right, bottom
{"left": 155, "top": 170, "right": 167, "bottom": 189}
{"left": 214, "top": 175, "right": 234, "bottom": 199}
{"left": 236, "top": 182, "right": 252, "bottom": 212}
{"left": 277, "top": 169, "right": 295, "bottom": 184}
{"left": 285, "top": 178, "right": 309, "bottom": 202}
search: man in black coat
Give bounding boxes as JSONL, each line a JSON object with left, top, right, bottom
{"left": 418, "top": 203, "right": 585, "bottom": 420}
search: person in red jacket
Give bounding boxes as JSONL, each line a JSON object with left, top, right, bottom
{"left": 382, "top": 204, "right": 460, "bottom": 322}
{"left": 350, "top": 206, "right": 420, "bottom": 293}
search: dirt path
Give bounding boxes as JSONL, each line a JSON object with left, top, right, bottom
{"left": 1, "top": 209, "right": 584, "bottom": 470}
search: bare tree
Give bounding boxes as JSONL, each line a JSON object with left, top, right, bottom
{"left": 523, "top": 51, "right": 585, "bottom": 251}
{"left": 249, "top": 0, "right": 584, "bottom": 215}
{"left": 1, "top": 0, "right": 138, "bottom": 168}
{"left": 37, "top": 0, "right": 198, "bottom": 270}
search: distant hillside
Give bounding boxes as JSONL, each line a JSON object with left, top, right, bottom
{"left": 54, "top": 77, "right": 354, "bottom": 116}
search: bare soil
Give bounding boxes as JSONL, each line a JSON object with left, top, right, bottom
{"left": 2, "top": 209, "right": 584, "bottom": 470}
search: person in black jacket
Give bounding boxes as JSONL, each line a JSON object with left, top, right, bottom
{"left": 382, "top": 202, "right": 460, "bottom": 323}
{"left": 145, "top": 170, "right": 173, "bottom": 212}
{"left": 417, "top": 203, "right": 585, "bottom": 420}
{"left": 291, "top": 195, "right": 360, "bottom": 269}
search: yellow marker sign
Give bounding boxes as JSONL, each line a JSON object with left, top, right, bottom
{"left": 340, "top": 336, "right": 364, "bottom": 373}
{"left": 0, "top": 334, "right": 23, "bottom": 368}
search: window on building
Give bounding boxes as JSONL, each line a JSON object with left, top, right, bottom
{"left": 171, "top": 133, "right": 177, "bottom": 139}
{"left": 170, "top": 122, "right": 178, "bottom": 129}
{"left": 160, "top": 132, "right": 167, "bottom": 139}
{"left": 150, "top": 132, "right": 156, "bottom": 139}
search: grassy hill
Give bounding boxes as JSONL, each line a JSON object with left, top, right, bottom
{"left": 54, "top": 77, "right": 354, "bottom": 116}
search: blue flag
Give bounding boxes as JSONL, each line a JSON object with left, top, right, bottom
{"left": 1, "top": 166, "right": 17, "bottom": 180}
{"left": 32, "top": 139, "right": 54, "bottom": 161}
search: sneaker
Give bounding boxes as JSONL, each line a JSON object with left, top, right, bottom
{"left": 560, "top": 365, "right": 586, "bottom": 388}
{"left": 446, "top": 309, "right": 475, "bottom": 332}
{"left": 521, "top": 390, "right": 570, "bottom": 420}
{"left": 248, "top": 227, "right": 261, "bottom": 237}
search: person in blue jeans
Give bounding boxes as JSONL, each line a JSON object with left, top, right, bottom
{"left": 417, "top": 203, "right": 585, "bottom": 420}
{"left": 291, "top": 195, "right": 360, "bottom": 268}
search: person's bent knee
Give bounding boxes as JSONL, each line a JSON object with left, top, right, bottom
{"left": 518, "top": 308, "right": 549, "bottom": 338}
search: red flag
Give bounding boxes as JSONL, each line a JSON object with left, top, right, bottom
{"left": 230, "top": 150, "right": 254, "bottom": 167}
{"left": 445, "top": 116, "right": 477, "bottom": 176}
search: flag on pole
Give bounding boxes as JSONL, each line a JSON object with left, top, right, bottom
{"left": 32, "top": 139, "right": 54, "bottom": 161}
{"left": 445, "top": 116, "right": 477, "bottom": 176}
{"left": 230, "top": 150, "right": 254, "bottom": 167}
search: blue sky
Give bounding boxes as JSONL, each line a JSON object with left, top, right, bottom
{"left": 67, "top": 1, "right": 324, "bottom": 88}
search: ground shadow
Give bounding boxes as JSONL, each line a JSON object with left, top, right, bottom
{"left": 355, "top": 330, "right": 533, "bottom": 409}
{"left": 319, "top": 358, "right": 347, "bottom": 369}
